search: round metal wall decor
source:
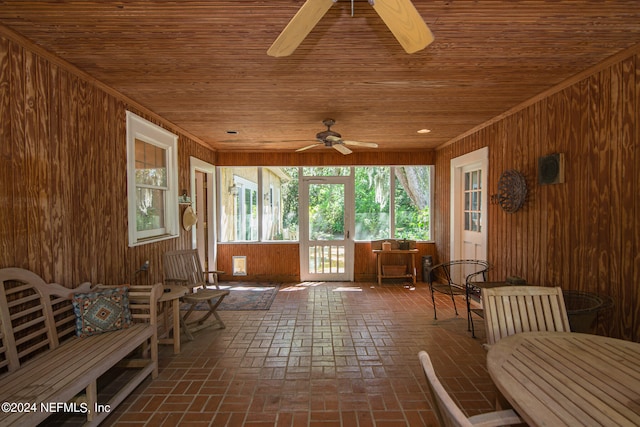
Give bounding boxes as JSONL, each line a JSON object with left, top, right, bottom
{"left": 496, "top": 169, "right": 527, "bottom": 213}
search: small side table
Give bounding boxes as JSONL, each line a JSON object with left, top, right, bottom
{"left": 158, "top": 284, "right": 187, "bottom": 354}
{"left": 372, "top": 249, "right": 419, "bottom": 286}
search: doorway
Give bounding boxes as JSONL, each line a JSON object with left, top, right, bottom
{"left": 190, "top": 157, "right": 218, "bottom": 275}
{"left": 299, "top": 175, "right": 354, "bottom": 281}
{"left": 450, "top": 147, "right": 488, "bottom": 271}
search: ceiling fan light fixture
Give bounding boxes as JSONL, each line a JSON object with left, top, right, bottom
{"left": 296, "top": 119, "right": 378, "bottom": 155}
{"left": 316, "top": 130, "right": 341, "bottom": 143}
{"left": 417, "top": 128, "right": 431, "bottom": 134}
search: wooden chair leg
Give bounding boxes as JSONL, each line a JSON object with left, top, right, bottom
{"left": 181, "top": 292, "right": 228, "bottom": 338}
{"left": 197, "top": 296, "right": 226, "bottom": 329}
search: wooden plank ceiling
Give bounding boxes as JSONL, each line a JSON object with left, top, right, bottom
{"left": 0, "top": 1, "right": 639, "bottom": 153}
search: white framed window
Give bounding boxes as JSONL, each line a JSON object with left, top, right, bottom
{"left": 217, "top": 166, "right": 432, "bottom": 243}
{"left": 233, "top": 176, "right": 258, "bottom": 241}
{"left": 126, "top": 111, "right": 179, "bottom": 246}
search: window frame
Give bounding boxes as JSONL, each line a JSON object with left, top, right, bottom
{"left": 126, "top": 111, "right": 180, "bottom": 247}
{"left": 233, "top": 175, "right": 258, "bottom": 241}
{"left": 217, "top": 165, "right": 433, "bottom": 244}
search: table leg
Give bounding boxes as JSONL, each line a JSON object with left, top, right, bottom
{"left": 172, "top": 299, "right": 181, "bottom": 354}
{"left": 377, "top": 253, "right": 382, "bottom": 286}
{"left": 410, "top": 253, "right": 416, "bottom": 285}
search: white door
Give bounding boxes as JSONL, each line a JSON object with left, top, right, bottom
{"left": 451, "top": 148, "right": 488, "bottom": 280}
{"left": 461, "top": 165, "right": 484, "bottom": 259}
{"left": 299, "top": 176, "right": 354, "bottom": 281}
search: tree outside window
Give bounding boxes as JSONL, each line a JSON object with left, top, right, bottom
{"left": 218, "top": 165, "right": 431, "bottom": 243}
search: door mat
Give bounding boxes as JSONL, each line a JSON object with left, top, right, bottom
{"left": 181, "top": 283, "right": 281, "bottom": 311}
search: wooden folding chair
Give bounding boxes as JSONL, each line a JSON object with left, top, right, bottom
{"left": 163, "top": 249, "right": 230, "bottom": 339}
{"left": 482, "top": 285, "right": 571, "bottom": 346}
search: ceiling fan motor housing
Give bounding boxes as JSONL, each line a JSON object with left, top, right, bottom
{"left": 316, "top": 130, "right": 342, "bottom": 145}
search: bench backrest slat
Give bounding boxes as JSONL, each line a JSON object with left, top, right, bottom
{"left": 0, "top": 268, "right": 63, "bottom": 374}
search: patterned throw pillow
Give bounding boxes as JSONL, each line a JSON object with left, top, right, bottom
{"left": 72, "top": 285, "right": 132, "bottom": 337}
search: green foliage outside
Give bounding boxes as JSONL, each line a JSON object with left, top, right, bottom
{"left": 136, "top": 167, "right": 166, "bottom": 232}
{"left": 393, "top": 166, "right": 431, "bottom": 240}
{"left": 354, "top": 167, "right": 390, "bottom": 240}
{"left": 279, "top": 166, "right": 430, "bottom": 242}
{"left": 280, "top": 167, "right": 299, "bottom": 239}
{"left": 309, "top": 182, "right": 344, "bottom": 240}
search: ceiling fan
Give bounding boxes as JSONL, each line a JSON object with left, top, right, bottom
{"left": 296, "top": 119, "right": 378, "bottom": 155}
{"left": 268, "top": 0, "right": 434, "bottom": 57}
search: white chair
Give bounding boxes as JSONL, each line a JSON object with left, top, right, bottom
{"left": 418, "top": 351, "right": 523, "bottom": 427}
{"left": 482, "top": 285, "right": 570, "bottom": 346}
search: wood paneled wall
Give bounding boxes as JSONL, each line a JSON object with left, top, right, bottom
{"left": 216, "top": 243, "right": 300, "bottom": 282}
{"left": 435, "top": 49, "right": 640, "bottom": 341}
{"left": 216, "top": 150, "right": 434, "bottom": 167}
{"left": 217, "top": 242, "right": 437, "bottom": 283}
{"left": 0, "top": 32, "right": 214, "bottom": 288}
{"left": 354, "top": 241, "right": 437, "bottom": 282}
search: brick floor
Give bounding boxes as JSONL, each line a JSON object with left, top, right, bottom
{"left": 103, "top": 281, "right": 494, "bottom": 426}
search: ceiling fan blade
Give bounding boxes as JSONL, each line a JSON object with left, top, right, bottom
{"left": 268, "top": 0, "right": 336, "bottom": 57}
{"left": 296, "top": 143, "right": 323, "bottom": 152}
{"left": 326, "top": 135, "right": 377, "bottom": 149}
{"left": 370, "top": 0, "right": 434, "bottom": 54}
{"left": 342, "top": 140, "right": 378, "bottom": 148}
{"left": 332, "top": 143, "right": 353, "bottom": 155}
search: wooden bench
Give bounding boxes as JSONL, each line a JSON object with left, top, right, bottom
{"left": 0, "top": 267, "right": 162, "bottom": 426}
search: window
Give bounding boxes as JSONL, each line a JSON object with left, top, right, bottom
{"left": 234, "top": 176, "right": 258, "bottom": 241}
{"left": 219, "top": 167, "right": 298, "bottom": 242}
{"left": 126, "top": 111, "right": 179, "bottom": 246}
{"left": 217, "top": 166, "right": 431, "bottom": 243}
{"left": 355, "top": 166, "right": 432, "bottom": 241}
{"left": 393, "top": 166, "right": 432, "bottom": 240}
{"left": 464, "top": 169, "right": 482, "bottom": 232}
{"left": 354, "top": 167, "right": 390, "bottom": 240}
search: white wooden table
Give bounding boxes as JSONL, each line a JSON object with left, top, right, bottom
{"left": 486, "top": 331, "right": 640, "bottom": 426}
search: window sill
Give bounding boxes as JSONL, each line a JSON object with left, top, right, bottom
{"left": 128, "top": 233, "right": 179, "bottom": 247}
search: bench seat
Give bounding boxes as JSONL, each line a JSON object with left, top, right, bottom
{"left": 0, "top": 268, "right": 161, "bottom": 426}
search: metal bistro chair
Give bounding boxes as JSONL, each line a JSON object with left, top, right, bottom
{"left": 418, "top": 351, "right": 523, "bottom": 427}
{"left": 482, "top": 285, "right": 571, "bottom": 346}
{"left": 427, "top": 260, "right": 490, "bottom": 328}
{"left": 163, "top": 249, "right": 230, "bottom": 340}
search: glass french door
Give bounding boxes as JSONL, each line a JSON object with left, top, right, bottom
{"left": 300, "top": 176, "right": 354, "bottom": 281}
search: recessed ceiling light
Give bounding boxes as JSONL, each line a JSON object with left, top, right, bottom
{"left": 226, "top": 130, "right": 239, "bottom": 134}
{"left": 417, "top": 129, "right": 431, "bottom": 134}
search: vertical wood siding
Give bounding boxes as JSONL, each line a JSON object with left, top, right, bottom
{"left": 215, "top": 150, "right": 434, "bottom": 166}
{"left": 0, "top": 34, "right": 213, "bottom": 287}
{"left": 435, "top": 52, "right": 639, "bottom": 341}
{"left": 216, "top": 242, "right": 436, "bottom": 283}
